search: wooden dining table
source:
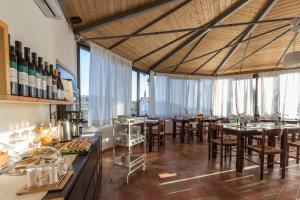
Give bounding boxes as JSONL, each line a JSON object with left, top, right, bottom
{"left": 214, "top": 122, "right": 300, "bottom": 172}
{"left": 172, "top": 117, "right": 220, "bottom": 143}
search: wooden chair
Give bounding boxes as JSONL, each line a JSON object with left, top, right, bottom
{"left": 152, "top": 119, "right": 166, "bottom": 152}
{"left": 208, "top": 124, "right": 237, "bottom": 167}
{"left": 245, "top": 128, "right": 287, "bottom": 180}
{"left": 286, "top": 128, "right": 300, "bottom": 165}
{"left": 183, "top": 117, "right": 202, "bottom": 143}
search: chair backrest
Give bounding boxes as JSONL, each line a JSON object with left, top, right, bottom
{"left": 158, "top": 119, "right": 165, "bottom": 132}
{"left": 261, "top": 128, "right": 285, "bottom": 152}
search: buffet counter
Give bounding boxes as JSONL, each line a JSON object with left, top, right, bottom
{"left": 0, "top": 132, "right": 102, "bottom": 200}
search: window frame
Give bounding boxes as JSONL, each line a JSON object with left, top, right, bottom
{"left": 77, "top": 42, "right": 90, "bottom": 122}
{"left": 132, "top": 66, "right": 149, "bottom": 117}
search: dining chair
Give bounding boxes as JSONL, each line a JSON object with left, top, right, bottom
{"left": 286, "top": 128, "right": 300, "bottom": 165}
{"left": 183, "top": 117, "right": 202, "bottom": 143}
{"left": 208, "top": 124, "right": 237, "bottom": 167}
{"left": 244, "top": 128, "right": 287, "bottom": 180}
{"left": 152, "top": 119, "right": 166, "bottom": 152}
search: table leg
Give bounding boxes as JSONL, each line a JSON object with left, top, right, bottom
{"left": 236, "top": 134, "right": 244, "bottom": 172}
{"left": 180, "top": 122, "right": 185, "bottom": 143}
{"left": 247, "top": 136, "right": 253, "bottom": 155}
{"left": 267, "top": 136, "right": 275, "bottom": 169}
{"left": 173, "top": 120, "right": 176, "bottom": 139}
{"left": 149, "top": 126, "right": 153, "bottom": 152}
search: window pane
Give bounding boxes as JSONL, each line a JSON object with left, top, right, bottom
{"left": 80, "top": 47, "right": 90, "bottom": 121}
{"left": 131, "top": 71, "right": 138, "bottom": 116}
{"left": 139, "top": 73, "right": 149, "bottom": 116}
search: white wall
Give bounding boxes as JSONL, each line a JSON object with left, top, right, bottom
{"left": 0, "top": 0, "right": 76, "bottom": 135}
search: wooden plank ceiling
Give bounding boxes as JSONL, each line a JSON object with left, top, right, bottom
{"left": 59, "top": 0, "right": 300, "bottom": 76}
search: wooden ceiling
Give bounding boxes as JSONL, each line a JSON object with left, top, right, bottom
{"left": 59, "top": 0, "right": 300, "bottom": 76}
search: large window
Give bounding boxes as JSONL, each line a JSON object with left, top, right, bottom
{"left": 131, "top": 69, "right": 149, "bottom": 116}
{"left": 79, "top": 45, "right": 90, "bottom": 122}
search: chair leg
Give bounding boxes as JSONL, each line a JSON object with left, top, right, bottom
{"left": 297, "top": 147, "right": 299, "bottom": 164}
{"left": 282, "top": 153, "right": 286, "bottom": 179}
{"left": 229, "top": 146, "right": 232, "bottom": 163}
{"left": 208, "top": 142, "right": 211, "bottom": 160}
{"left": 260, "top": 154, "right": 264, "bottom": 180}
{"left": 220, "top": 145, "right": 223, "bottom": 167}
{"left": 158, "top": 135, "right": 160, "bottom": 152}
{"left": 286, "top": 145, "right": 289, "bottom": 166}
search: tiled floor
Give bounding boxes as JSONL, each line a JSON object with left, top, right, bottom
{"left": 97, "top": 134, "right": 300, "bottom": 200}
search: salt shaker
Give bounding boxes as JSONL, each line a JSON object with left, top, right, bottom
{"left": 26, "top": 167, "right": 38, "bottom": 187}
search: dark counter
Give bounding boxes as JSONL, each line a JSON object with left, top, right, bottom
{"left": 43, "top": 132, "right": 102, "bottom": 200}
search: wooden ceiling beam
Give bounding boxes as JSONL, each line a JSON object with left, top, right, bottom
{"left": 84, "top": 17, "right": 292, "bottom": 41}
{"left": 133, "top": 31, "right": 194, "bottom": 63}
{"left": 212, "top": 0, "right": 279, "bottom": 76}
{"left": 162, "top": 24, "right": 289, "bottom": 68}
{"left": 239, "top": 32, "right": 252, "bottom": 72}
{"left": 191, "top": 31, "right": 245, "bottom": 74}
{"left": 172, "top": 33, "right": 207, "bottom": 72}
{"left": 109, "top": 0, "right": 192, "bottom": 50}
{"left": 74, "top": 0, "right": 178, "bottom": 35}
{"left": 149, "top": 0, "right": 252, "bottom": 71}
{"left": 217, "top": 28, "right": 291, "bottom": 76}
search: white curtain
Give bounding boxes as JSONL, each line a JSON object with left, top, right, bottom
{"left": 212, "top": 78, "right": 233, "bottom": 117}
{"left": 149, "top": 71, "right": 156, "bottom": 118}
{"left": 232, "top": 75, "right": 255, "bottom": 116}
{"left": 153, "top": 73, "right": 212, "bottom": 117}
{"left": 88, "top": 43, "right": 132, "bottom": 127}
{"left": 257, "top": 73, "right": 279, "bottom": 118}
{"left": 279, "top": 72, "right": 300, "bottom": 118}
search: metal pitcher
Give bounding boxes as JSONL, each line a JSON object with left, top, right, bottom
{"left": 57, "top": 119, "right": 72, "bottom": 142}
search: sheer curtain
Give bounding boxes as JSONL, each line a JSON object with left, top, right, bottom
{"left": 212, "top": 78, "right": 233, "bottom": 117}
{"left": 257, "top": 73, "right": 279, "bottom": 117}
{"left": 232, "top": 75, "right": 255, "bottom": 116}
{"left": 88, "top": 43, "right": 132, "bottom": 127}
{"left": 152, "top": 73, "right": 212, "bottom": 117}
{"left": 279, "top": 72, "right": 300, "bottom": 118}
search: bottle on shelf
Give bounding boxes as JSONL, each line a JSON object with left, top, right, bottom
{"left": 15, "top": 41, "right": 28, "bottom": 97}
{"left": 58, "top": 71, "right": 64, "bottom": 101}
{"left": 50, "top": 64, "right": 57, "bottom": 100}
{"left": 56, "top": 70, "right": 61, "bottom": 100}
{"left": 9, "top": 45, "right": 18, "bottom": 95}
{"left": 32, "top": 52, "right": 42, "bottom": 98}
{"left": 45, "top": 62, "right": 53, "bottom": 99}
{"left": 38, "top": 57, "right": 47, "bottom": 99}
{"left": 24, "top": 47, "right": 36, "bottom": 98}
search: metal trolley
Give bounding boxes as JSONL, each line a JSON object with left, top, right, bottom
{"left": 111, "top": 117, "right": 147, "bottom": 184}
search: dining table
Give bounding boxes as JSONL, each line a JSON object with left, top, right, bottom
{"left": 139, "top": 119, "right": 159, "bottom": 152}
{"left": 172, "top": 117, "right": 220, "bottom": 143}
{"left": 213, "top": 122, "right": 300, "bottom": 172}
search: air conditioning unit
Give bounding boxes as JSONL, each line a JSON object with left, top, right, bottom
{"left": 33, "top": 0, "right": 63, "bottom": 19}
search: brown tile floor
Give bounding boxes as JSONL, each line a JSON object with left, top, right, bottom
{"left": 97, "top": 134, "right": 300, "bottom": 200}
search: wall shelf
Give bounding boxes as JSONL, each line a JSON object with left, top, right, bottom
{"left": 0, "top": 95, "right": 75, "bottom": 105}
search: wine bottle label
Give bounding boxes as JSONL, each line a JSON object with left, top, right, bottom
{"left": 18, "top": 64, "right": 28, "bottom": 86}
{"left": 36, "top": 77, "right": 42, "bottom": 90}
{"left": 42, "top": 76, "right": 47, "bottom": 91}
{"left": 53, "top": 85, "right": 57, "bottom": 93}
{"left": 47, "top": 76, "right": 52, "bottom": 86}
{"left": 57, "top": 89, "right": 61, "bottom": 100}
{"left": 10, "top": 61, "right": 18, "bottom": 83}
{"left": 29, "top": 75, "right": 36, "bottom": 88}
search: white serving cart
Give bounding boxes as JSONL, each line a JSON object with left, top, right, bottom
{"left": 111, "top": 117, "right": 147, "bottom": 184}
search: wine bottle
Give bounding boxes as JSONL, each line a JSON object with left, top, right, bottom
{"left": 15, "top": 41, "right": 28, "bottom": 96}
{"left": 39, "top": 57, "right": 47, "bottom": 99}
{"left": 45, "top": 62, "right": 53, "bottom": 99}
{"left": 58, "top": 71, "right": 64, "bottom": 100}
{"left": 24, "top": 47, "right": 36, "bottom": 98}
{"left": 9, "top": 46, "right": 18, "bottom": 95}
{"left": 50, "top": 64, "right": 57, "bottom": 100}
{"left": 56, "top": 70, "right": 61, "bottom": 100}
{"left": 32, "top": 52, "right": 42, "bottom": 98}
